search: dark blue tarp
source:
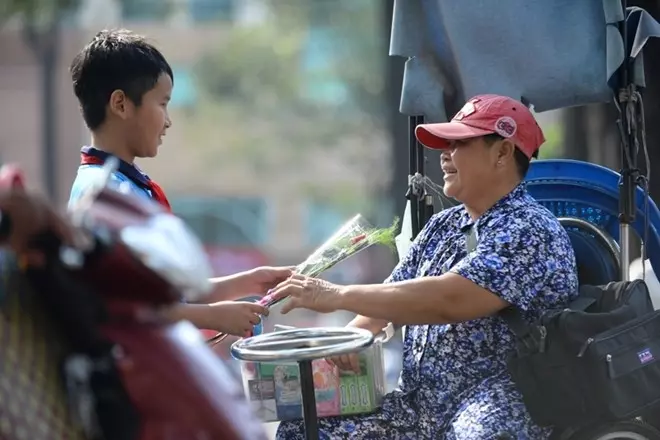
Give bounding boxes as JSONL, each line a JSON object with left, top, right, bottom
{"left": 390, "top": 0, "right": 648, "bottom": 122}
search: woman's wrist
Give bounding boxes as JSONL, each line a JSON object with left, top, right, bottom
{"left": 348, "top": 315, "right": 389, "bottom": 335}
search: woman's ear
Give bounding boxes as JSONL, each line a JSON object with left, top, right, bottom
{"left": 497, "top": 139, "right": 516, "bottom": 165}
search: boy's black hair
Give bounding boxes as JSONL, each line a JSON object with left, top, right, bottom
{"left": 70, "top": 29, "right": 173, "bottom": 130}
{"left": 483, "top": 133, "right": 539, "bottom": 178}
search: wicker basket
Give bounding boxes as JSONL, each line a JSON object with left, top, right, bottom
{"left": 0, "top": 251, "right": 85, "bottom": 440}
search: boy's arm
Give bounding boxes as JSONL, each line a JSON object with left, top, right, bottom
{"left": 202, "top": 274, "right": 244, "bottom": 302}
{"left": 163, "top": 301, "right": 267, "bottom": 337}
{"left": 201, "top": 267, "right": 294, "bottom": 303}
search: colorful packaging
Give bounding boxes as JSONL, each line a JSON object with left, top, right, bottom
{"left": 239, "top": 334, "right": 386, "bottom": 422}
{"left": 272, "top": 364, "right": 303, "bottom": 420}
{"left": 313, "top": 359, "right": 341, "bottom": 416}
{"left": 245, "top": 377, "right": 277, "bottom": 421}
{"left": 341, "top": 371, "right": 360, "bottom": 415}
{"left": 354, "top": 357, "right": 373, "bottom": 413}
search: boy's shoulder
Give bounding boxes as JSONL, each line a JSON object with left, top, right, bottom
{"left": 68, "top": 165, "right": 150, "bottom": 209}
{"left": 75, "top": 163, "right": 129, "bottom": 180}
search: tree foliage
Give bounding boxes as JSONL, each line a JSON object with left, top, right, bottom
{"left": 0, "top": 0, "right": 78, "bottom": 28}
{"left": 195, "top": 0, "right": 384, "bottom": 118}
{"left": 195, "top": 23, "right": 305, "bottom": 111}
{"left": 189, "top": 0, "right": 390, "bottom": 213}
{"left": 116, "top": 0, "right": 173, "bottom": 22}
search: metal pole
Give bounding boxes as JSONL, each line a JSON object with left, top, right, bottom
{"left": 407, "top": 116, "right": 420, "bottom": 238}
{"left": 24, "top": 18, "right": 60, "bottom": 203}
{"left": 298, "top": 360, "right": 319, "bottom": 440}
{"left": 617, "top": 0, "right": 634, "bottom": 282}
{"left": 42, "top": 23, "right": 59, "bottom": 203}
{"left": 384, "top": 0, "right": 408, "bottom": 226}
{"left": 414, "top": 115, "right": 429, "bottom": 230}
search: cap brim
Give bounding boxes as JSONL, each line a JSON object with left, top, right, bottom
{"left": 415, "top": 122, "right": 495, "bottom": 149}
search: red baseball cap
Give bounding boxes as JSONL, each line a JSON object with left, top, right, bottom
{"left": 415, "top": 94, "right": 545, "bottom": 159}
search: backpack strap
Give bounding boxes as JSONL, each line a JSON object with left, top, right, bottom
{"left": 464, "top": 226, "right": 530, "bottom": 338}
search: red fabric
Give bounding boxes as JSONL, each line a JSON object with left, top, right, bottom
{"left": 414, "top": 94, "right": 546, "bottom": 159}
{"left": 0, "top": 164, "right": 25, "bottom": 189}
{"left": 144, "top": 181, "right": 172, "bottom": 212}
{"left": 80, "top": 154, "right": 172, "bottom": 212}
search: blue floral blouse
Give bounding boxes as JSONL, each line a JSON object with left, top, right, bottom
{"left": 277, "top": 183, "right": 579, "bottom": 439}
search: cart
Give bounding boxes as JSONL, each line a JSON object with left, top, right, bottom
{"left": 231, "top": 327, "right": 376, "bottom": 440}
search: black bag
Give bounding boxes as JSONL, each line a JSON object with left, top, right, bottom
{"left": 506, "top": 281, "right": 660, "bottom": 428}
{"left": 464, "top": 227, "right": 660, "bottom": 428}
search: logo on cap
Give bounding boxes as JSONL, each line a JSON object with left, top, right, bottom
{"left": 495, "top": 116, "right": 516, "bottom": 138}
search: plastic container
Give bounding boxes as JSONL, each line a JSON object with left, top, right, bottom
{"left": 239, "top": 326, "right": 386, "bottom": 422}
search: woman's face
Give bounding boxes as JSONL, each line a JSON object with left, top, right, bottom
{"left": 440, "top": 136, "right": 500, "bottom": 202}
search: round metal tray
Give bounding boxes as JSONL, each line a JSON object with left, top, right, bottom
{"left": 231, "top": 326, "right": 375, "bottom": 363}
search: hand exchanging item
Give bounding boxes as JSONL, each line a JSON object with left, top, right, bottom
{"left": 169, "top": 301, "right": 269, "bottom": 337}
{"left": 268, "top": 274, "right": 345, "bottom": 315}
{"left": 209, "top": 266, "right": 295, "bottom": 302}
{"left": 208, "top": 301, "right": 269, "bottom": 337}
{"left": 268, "top": 275, "right": 365, "bottom": 372}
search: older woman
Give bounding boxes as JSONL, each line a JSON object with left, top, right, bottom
{"left": 274, "top": 95, "right": 579, "bottom": 439}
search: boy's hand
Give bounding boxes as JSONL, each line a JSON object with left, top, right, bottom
{"left": 166, "top": 302, "right": 269, "bottom": 337}
{"left": 242, "top": 266, "right": 295, "bottom": 296}
{"left": 209, "top": 266, "right": 294, "bottom": 301}
{"left": 206, "top": 301, "right": 269, "bottom": 337}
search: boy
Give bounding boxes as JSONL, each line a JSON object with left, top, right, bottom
{"left": 68, "top": 29, "right": 289, "bottom": 337}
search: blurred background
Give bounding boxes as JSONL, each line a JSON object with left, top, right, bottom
{"left": 1, "top": 0, "right": 660, "bottom": 435}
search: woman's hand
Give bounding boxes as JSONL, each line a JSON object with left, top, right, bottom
{"left": 326, "top": 317, "right": 387, "bottom": 374}
{"left": 327, "top": 352, "right": 361, "bottom": 374}
{"left": 269, "top": 274, "right": 357, "bottom": 371}
{"left": 268, "top": 274, "right": 344, "bottom": 314}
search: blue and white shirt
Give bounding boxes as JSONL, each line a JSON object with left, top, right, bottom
{"left": 68, "top": 147, "right": 155, "bottom": 209}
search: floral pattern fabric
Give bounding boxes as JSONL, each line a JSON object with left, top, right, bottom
{"left": 276, "top": 183, "right": 579, "bottom": 439}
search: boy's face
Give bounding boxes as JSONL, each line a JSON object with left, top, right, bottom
{"left": 125, "top": 73, "right": 173, "bottom": 159}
